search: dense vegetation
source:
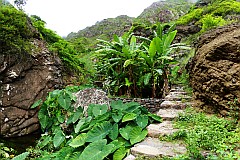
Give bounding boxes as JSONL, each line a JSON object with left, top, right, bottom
{"left": 1, "top": 87, "right": 162, "bottom": 160}
{"left": 0, "top": 3, "right": 34, "bottom": 54}
{"left": 1, "top": 0, "right": 240, "bottom": 159}
{"left": 177, "top": 0, "right": 240, "bottom": 32}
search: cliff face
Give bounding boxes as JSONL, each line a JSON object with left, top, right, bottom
{"left": 0, "top": 5, "right": 63, "bottom": 137}
{"left": 188, "top": 24, "right": 240, "bottom": 114}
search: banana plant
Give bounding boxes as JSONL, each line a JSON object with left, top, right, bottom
{"left": 94, "top": 33, "right": 144, "bottom": 97}
{"left": 140, "top": 23, "right": 190, "bottom": 97}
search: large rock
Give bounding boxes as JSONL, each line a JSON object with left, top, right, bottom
{"left": 73, "top": 88, "right": 110, "bottom": 115}
{"left": 188, "top": 24, "right": 240, "bottom": 114}
{"left": 0, "top": 40, "right": 62, "bottom": 137}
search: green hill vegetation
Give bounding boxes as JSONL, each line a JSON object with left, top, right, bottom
{"left": 177, "top": 0, "right": 240, "bottom": 32}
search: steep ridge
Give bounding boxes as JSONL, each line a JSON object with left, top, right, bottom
{"left": 66, "top": 0, "right": 194, "bottom": 43}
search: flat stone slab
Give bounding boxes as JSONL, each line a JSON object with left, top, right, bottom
{"left": 169, "top": 91, "right": 188, "bottom": 95}
{"left": 157, "top": 109, "right": 184, "bottom": 120}
{"left": 147, "top": 121, "right": 179, "bottom": 138}
{"left": 124, "top": 154, "right": 136, "bottom": 160}
{"left": 160, "top": 101, "right": 191, "bottom": 109}
{"left": 131, "top": 137, "right": 187, "bottom": 157}
{"left": 164, "top": 94, "right": 192, "bottom": 101}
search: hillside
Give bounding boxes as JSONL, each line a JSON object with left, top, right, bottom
{"left": 66, "top": 15, "right": 134, "bottom": 41}
{"left": 66, "top": 0, "right": 194, "bottom": 44}
{"left": 137, "top": 0, "right": 194, "bottom": 24}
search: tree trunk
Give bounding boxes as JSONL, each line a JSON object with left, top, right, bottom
{"left": 162, "top": 67, "right": 170, "bottom": 98}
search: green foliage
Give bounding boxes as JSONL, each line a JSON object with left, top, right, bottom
{"left": 12, "top": 152, "right": 29, "bottom": 160}
{"left": 0, "top": 143, "right": 15, "bottom": 159}
{"left": 164, "top": 108, "right": 240, "bottom": 159}
{"left": 200, "top": 14, "right": 226, "bottom": 32}
{"left": 176, "top": 8, "right": 203, "bottom": 25}
{"left": 0, "top": 4, "right": 34, "bottom": 54}
{"left": 25, "top": 87, "right": 162, "bottom": 159}
{"left": 31, "top": 15, "right": 95, "bottom": 83}
{"left": 176, "top": 0, "right": 240, "bottom": 33}
{"left": 94, "top": 23, "right": 190, "bottom": 98}
{"left": 228, "top": 98, "right": 240, "bottom": 121}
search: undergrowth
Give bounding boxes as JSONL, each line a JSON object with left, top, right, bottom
{"left": 159, "top": 108, "right": 240, "bottom": 159}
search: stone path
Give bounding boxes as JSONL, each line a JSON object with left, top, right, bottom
{"left": 125, "top": 86, "right": 192, "bottom": 159}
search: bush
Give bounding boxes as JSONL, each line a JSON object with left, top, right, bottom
{"left": 0, "top": 4, "right": 34, "bottom": 54}
{"left": 200, "top": 14, "right": 226, "bottom": 32}
{"left": 27, "top": 87, "right": 162, "bottom": 160}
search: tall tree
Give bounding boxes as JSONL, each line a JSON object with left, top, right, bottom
{"left": 14, "top": 0, "right": 27, "bottom": 10}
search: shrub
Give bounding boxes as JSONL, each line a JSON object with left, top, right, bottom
{"left": 0, "top": 4, "right": 34, "bottom": 54}
{"left": 28, "top": 87, "right": 162, "bottom": 159}
{"left": 176, "top": 8, "right": 203, "bottom": 25}
{"left": 200, "top": 14, "right": 226, "bottom": 32}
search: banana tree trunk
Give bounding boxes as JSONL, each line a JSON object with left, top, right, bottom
{"left": 162, "top": 67, "right": 170, "bottom": 98}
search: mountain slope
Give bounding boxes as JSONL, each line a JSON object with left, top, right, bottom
{"left": 66, "top": 0, "right": 194, "bottom": 43}
{"left": 66, "top": 15, "right": 134, "bottom": 41}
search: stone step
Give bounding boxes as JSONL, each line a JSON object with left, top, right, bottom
{"left": 124, "top": 154, "right": 136, "bottom": 160}
{"left": 157, "top": 109, "right": 184, "bottom": 120}
{"left": 131, "top": 137, "right": 187, "bottom": 158}
{"left": 169, "top": 91, "right": 188, "bottom": 95}
{"left": 164, "top": 94, "right": 192, "bottom": 101}
{"left": 147, "top": 121, "right": 179, "bottom": 138}
{"left": 160, "top": 100, "right": 192, "bottom": 109}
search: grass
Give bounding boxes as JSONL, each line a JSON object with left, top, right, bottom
{"left": 136, "top": 107, "right": 240, "bottom": 160}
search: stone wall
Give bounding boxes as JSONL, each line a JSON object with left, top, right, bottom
{"left": 111, "top": 98, "right": 162, "bottom": 113}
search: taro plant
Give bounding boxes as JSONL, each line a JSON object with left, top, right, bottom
{"left": 29, "top": 87, "right": 162, "bottom": 160}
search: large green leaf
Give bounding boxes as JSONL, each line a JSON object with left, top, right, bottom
{"left": 122, "top": 113, "right": 137, "bottom": 122}
{"left": 12, "top": 152, "right": 29, "bottom": 160}
{"left": 109, "top": 123, "right": 119, "bottom": 140}
{"left": 78, "top": 139, "right": 114, "bottom": 160}
{"left": 53, "top": 130, "right": 65, "bottom": 148}
{"left": 129, "top": 127, "right": 148, "bottom": 145}
{"left": 149, "top": 38, "right": 157, "bottom": 59}
{"left": 92, "top": 104, "right": 108, "bottom": 117}
{"left": 69, "top": 133, "right": 87, "bottom": 148}
{"left": 89, "top": 112, "right": 111, "bottom": 128}
{"left": 148, "top": 113, "right": 162, "bottom": 122}
{"left": 37, "top": 135, "right": 52, "bottom": 149}
{"left": 112, "top": 111, "right": 123, "bottom": 123}
{"left": 119, "top": 125, "right": 133, "bottom": 140}
{"left": 130, "top": 35, "right": 136, "bottom": 51}
{"left": 30, "top": 99, "right": 42, "bottom": 109}
{"left": 109, "top": 139, "right": 125, "bottom": 153}
{"left": 136, "top": 115, "right": 148, "bottom": 129}
{"left": 143, "top": 73, "right": 152, "bottom": 85}
{"left": 72, "top": 107, "right": 83, "bottom": 123}
{"left": 111, "top": 100, "right": 127, "bottom": 110}
{"left": 58, "top": 92, "right": 71, "bottom": 110}
{"left": 123, "top": 59, "right": 134, "bottom": 68}
{"left": 74, "top": 118, "right": 87, "bottom": 133}
{"left": 38, "top": 106, "right": 48, "bottom": 131}
{"left": 126, "top": 102, "right": 140, "bottom": 109}
{"left": 113, "top": 147, "right": 129, "bottom": 160}
{"left": 86, "top": 121, "right": 112, "bottom": 142}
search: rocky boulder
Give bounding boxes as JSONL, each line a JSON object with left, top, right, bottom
{"left": 73, "top": 88, "right": 110, "bottom": 116}
{"left": 188, "top": 24, "right": 240, "bottom": 114}
{"left": 0, "top": 40, "right": 62, "bottom": 137}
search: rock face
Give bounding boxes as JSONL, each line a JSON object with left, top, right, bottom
{"left": 188, "top": 24, "right": 240, "bottom": 114}
{"left": 73, "top": 88, "right": 110, "bottom": 115}
{"left": 0, "top": 39, "right": 62, "bottom": 137}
